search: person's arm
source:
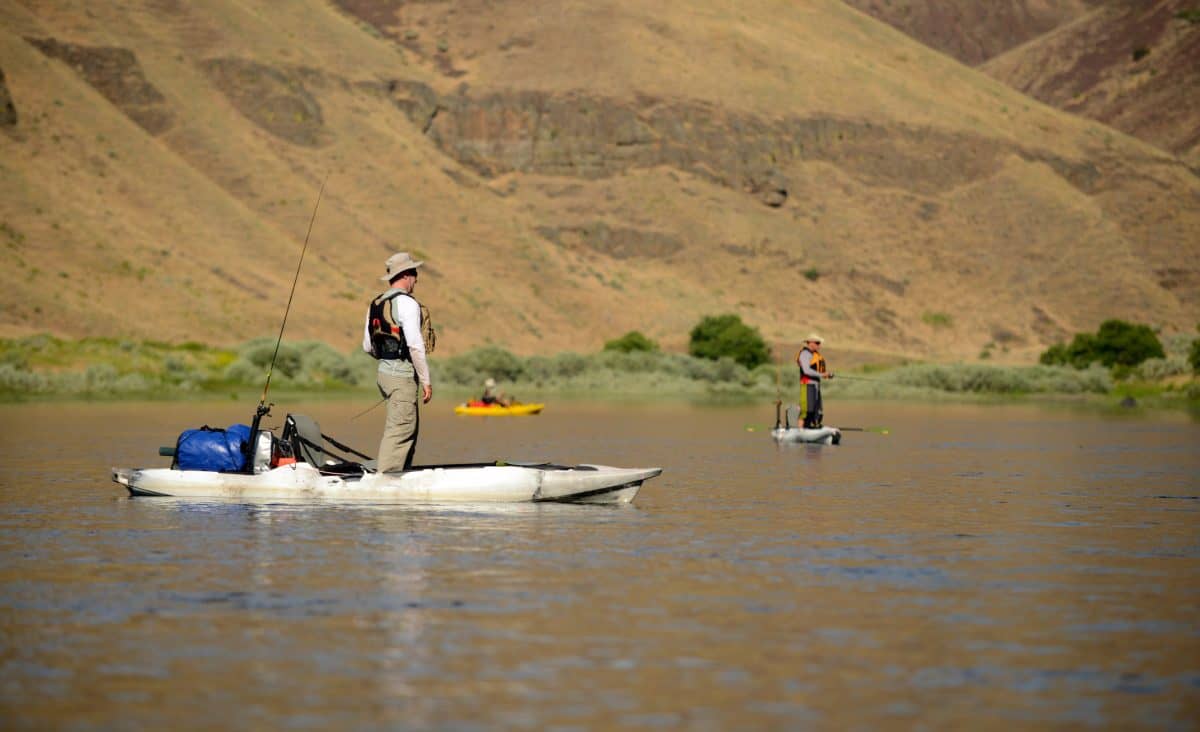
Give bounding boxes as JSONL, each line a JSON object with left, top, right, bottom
{"left": 394, "top": 297, "right": 432, "bottom": 392}
{"left": 362, "top": 309, "right": 374, "bottom": 354}
{"left": 799, "top": 350, "right": 822, "bottom": 380}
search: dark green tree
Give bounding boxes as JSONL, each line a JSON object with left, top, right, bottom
{"left": 1039, "top": 320, "right": 1164, "bottom": 369}
{"left": 688, "top": 314, "right": 771, "bottom": 369}
{"left": 603, "top": 331, "right": 660, "bottom": 353}
{"left": 1039, "top": 343, "right": 1066, "bottom": 366}
{"left": 1190, "top": 325, "right": 1200, "bottom": 374}
{"left": 1093, "top": 319, "right": 1164, "bottom": 367}
{"left": 1064, "top": 332, "right": 1101, "bottom": 368}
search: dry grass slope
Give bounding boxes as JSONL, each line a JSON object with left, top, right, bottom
{"left": 0, "top": 0, "right": 1196, "bottom": 366}
{"left": 984, "top": 0, "right": 1200, "bottom": 167}
{"left": 841, "top": 0, "right": 1101, "bottom": 65}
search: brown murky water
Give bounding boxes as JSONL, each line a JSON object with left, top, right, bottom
{"left": 1, "top": 399, "right": 1198, "bottom": 729}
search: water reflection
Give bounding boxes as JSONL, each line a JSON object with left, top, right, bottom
{"left": 0, "top": 400, "right": 1198, "bottom": 728}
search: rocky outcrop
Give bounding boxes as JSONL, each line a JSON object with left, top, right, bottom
{"left": 25, "top": 37, "right": 172, "bottom": 135}
{"left": 536, "top": 222, "right": 683, "bottom": 259}
{"left": 0, "top": 67, "right": 16, "bottom": 128}
{"left": 387, "top": 84, "right": 1114, "bottom": 200}
{"left": 199, "top": 57, "right": 329, "bottom": 147}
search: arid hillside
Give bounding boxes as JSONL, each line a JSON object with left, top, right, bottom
{"left": 984, "top": 0, "right": 1200, "bottom": 167}
{"left": 843, "top": 0, "right": 1199, "bottom": 165}
{"left": 841, "top": 0, "right": 1101, "bottom": 65}
{"left": 0, "top": 0, "right": 1197, "bottom": 364}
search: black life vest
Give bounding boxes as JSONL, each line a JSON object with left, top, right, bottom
{"left": 368, "top": 290, "right": 437, "bottom": 360}
{"left": 368, "top": 290, "right": 412, "bottom": 361}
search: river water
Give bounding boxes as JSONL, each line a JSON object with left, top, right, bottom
{"left": 1, "top": 399, "right": 1197, "bottom": 729}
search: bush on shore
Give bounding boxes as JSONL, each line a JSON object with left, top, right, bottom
{"left": 1040, "top": 319, "right": 1165, "bottom": 370}
{"left": 5, "top": 334, "right": 1200, "bottom": 405}
{"left": 434, "top": 346, "right": 765, "bottom": 397}
{"left": 603, "top": 331, "right": 660, "bottom": 353}
{"left": 891, "top": 363, "right": 1112, "bottom": 394}
{"left": 688, "top": 314, "right": 771, "bottom": 369}
{"left": 1190, "top": 327, "right": 1200, "bottom": 374}
{"left": 0, "top": 334, "right": 367, "bottom": 398}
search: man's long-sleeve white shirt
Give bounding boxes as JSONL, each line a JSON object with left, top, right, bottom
{"left": 362, "top": 291, "right": 431, "bottom": 386}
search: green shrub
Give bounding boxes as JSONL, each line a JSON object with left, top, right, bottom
{"left": 295, "top": 340, "right": 359, "bottom": 385}
{"left": 1094, "top": 320, "right": 1164, "bottom": 367}
{"left": 1040, "top": 333, "right": 1099, "bottom": 368}
{"left": 1191, "top": 328, "right": 1200, "bottom": 374}
{"left": 239, "top": 338, "right": 302, "bottom": 378}
{"left": 922, "top": 312, "right": 953, "bottom": 328}
{"left": 438, "top": 346, "right": 526, "bottom": 386}
{"left": 688, "top": 314, "right": 771, "bottom": 369}
{"left": 1040, "top": 320, "right": 1164, "bottom": 369}
{"left": 1135, "top": 356, "right": 1189, "bottom": 381}
{"left": 603, "top": 331, "right": 660, "bottom": 353}
{"left": 893, "top": 363, "right": 1110, "bottom": 394}
{"left": 223, "top": 358, "right": 265, "bottom": 385}
{"left": 0, "top": 363, "right": 48, "bottom": 393}
{"left": 525, "top": 352, "right": 588, "bottom": 381}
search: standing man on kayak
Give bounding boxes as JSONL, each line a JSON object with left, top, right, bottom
{"left": 363, "top": 252, "right": 433, "bottom": 472}
{"left": 795, "top": 333, "right": 833, "bottom": 429}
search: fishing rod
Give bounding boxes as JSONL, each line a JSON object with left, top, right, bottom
{"left": 244, "top": 175, "right": 329, "bottom": 466}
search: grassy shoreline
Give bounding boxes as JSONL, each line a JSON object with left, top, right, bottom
{"left": 1, "top": 335, "right": 1197, "bottom": 412}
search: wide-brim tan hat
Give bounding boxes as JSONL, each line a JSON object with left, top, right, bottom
{"left": 381, "top": 252, "right": 425, "bottom": 281}
{"left": 804, "top": 333, "right": 824, "bottom": 344}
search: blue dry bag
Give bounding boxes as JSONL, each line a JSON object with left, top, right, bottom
{"left": 174, "top": 424, "right": 252, "bottom": 472}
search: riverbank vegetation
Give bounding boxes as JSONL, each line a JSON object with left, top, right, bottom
{"left": 2, "top": 326, "right": 1196, "bottom": 409}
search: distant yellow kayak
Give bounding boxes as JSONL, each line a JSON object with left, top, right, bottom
{"left": 454, "top": 402, "right": 545, "bottom": 416}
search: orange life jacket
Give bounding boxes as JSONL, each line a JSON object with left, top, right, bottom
{"left": 795, "top": 347, "right": 827, "bottom": 384}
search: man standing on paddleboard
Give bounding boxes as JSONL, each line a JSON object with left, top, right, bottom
{"left": 795, "top": 334, "right": 833, "bottom": 429}
{"left": 363, "top": 252, "right": 434, "bottom": 472}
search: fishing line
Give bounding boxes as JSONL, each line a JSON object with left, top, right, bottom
{"left": 350, "top": 396, "right": 387, "bottom": 421}
{"left": 259, "top": 174, "right": 329, "bottom": 409}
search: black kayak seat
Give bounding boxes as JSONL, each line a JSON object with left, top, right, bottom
{"left": 284, "top": 413, "right": 328, "bottom": 466}
{"left": 282, "top": 413, "right": 378, "bottom": 472}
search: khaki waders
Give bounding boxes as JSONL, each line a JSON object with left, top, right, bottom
{"left": 377, "top": 369, "right": 419, "bottom": 473}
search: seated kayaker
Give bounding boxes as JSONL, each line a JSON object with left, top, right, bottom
{"left": 481, "top": 377, "right": 513, "bottom": 407}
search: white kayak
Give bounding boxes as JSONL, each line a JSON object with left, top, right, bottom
{"left": 113, "top": 411, "right": 660, "bottom": 504}
{"left": 112, "top": 461, "right": 661, "bottom": 504}
{"left": 771, "top": 426, "right": 842, "bottom": 445}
